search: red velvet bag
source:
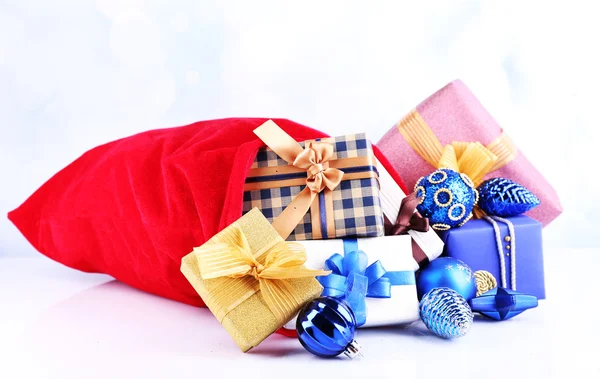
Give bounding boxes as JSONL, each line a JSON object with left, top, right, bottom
{"left": 8, "top": 118, "right": 406, "bottom": 307}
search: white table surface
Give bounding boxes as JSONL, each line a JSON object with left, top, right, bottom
{"left": 1, "top": 248, "right": 598, "bottom": 379}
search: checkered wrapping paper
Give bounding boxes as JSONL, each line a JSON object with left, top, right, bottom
{"left": 243, "top": 133, "right": 384, "bottom": 240}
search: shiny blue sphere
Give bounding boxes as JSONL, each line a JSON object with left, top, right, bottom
{"left": 416, "top": 257, "right": 477, "bottom": 301}
{"left": 296, "top": 297, "right": 357, "bottom": 358}
{"left": 415, "top": 168, "right": 478, "bottom": 230}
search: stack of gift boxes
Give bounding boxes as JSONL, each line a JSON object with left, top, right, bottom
{"left": 181, "top": 80, "right": 562, "bottom": 357}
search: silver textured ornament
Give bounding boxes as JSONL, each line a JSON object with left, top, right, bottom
{"left": 419, "top": 287, "right": 473, "bottom": 339}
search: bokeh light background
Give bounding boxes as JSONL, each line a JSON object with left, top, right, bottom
{"left": 1, "top": 0, "right": 597, "bottom": 256}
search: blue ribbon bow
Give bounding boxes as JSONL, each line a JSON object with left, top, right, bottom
{"left": 317, "top": 238, "right": 415, "bottom": 327}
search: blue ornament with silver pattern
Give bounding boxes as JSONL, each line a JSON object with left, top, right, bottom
{"left": 477, "top": 177, "right": 540, "bottom": 217}
{"left": 414, "top": 168, "right": 478, "bottom": 230}
{"left": 420, "top": 287, "right": 473, "bottom": 339}
{"left": 296, "top": 297, "right": 361, "bottom": 358}
{"left": 416, "top": 257, "right": 477, "bottom": 301}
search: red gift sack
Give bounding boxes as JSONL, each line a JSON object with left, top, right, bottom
{"left": 9, "top": 118, "right": 406, "bottom": 307}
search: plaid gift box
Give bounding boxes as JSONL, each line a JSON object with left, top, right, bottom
{"left": 243, "top": 127, "right": 384, "bottom": 241}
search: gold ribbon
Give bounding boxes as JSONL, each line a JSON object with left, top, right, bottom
{"left": 244, "top": 157, "right": 378, "bottom": 190}
{"left": 293, "top": 141, "right": 344, "bottom": 193}
{"left": 194, "top": 224, "right": 329, "bottom": 323}
{"left": 253, "top": 120, "right": 376, "bottom": 239}
{"left": 396, "top": 110, "right": 518, "bottom": 187}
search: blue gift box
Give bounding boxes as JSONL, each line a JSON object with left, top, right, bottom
{"left": 437, "top": 215, "right": 545, "bottom": 299}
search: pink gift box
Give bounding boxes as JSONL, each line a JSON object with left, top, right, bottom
{"left": 377, "top": 80, "right": 562, "bottom": 227}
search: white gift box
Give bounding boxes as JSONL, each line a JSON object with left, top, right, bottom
{"left": 284, "top": 235, "right": 421, "bottom": 330}
{"left": 377, "top": 158, "right": 444, "bottom": 266}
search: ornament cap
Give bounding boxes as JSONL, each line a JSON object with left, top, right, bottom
{"left": 343, "top": 340, "right": 362, "bottom": 359}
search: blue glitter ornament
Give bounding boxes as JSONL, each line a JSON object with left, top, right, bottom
{"left": 420, "top": 287, "right": 473, "bottom": 339}
{"left": 477, "top": 177, "right": 540, "bottom": 217}
{"left": 414, "top": 168, "right": 478, "bottom": 230}
{"left": 468, "top": 287, "right": 538, "bottom": 321}
{"left": 296, "top": 297, "right": 361, "bottom": 358}
{"left": 416, "top": 257, "right": 477, "bottom": 301}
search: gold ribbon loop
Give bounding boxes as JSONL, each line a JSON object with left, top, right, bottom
{"left": 194, "top": 225, "right": 329, "bottom": 323}
{"left": 294, "top": 141, "right": 344, "bottom": 193}
{"left": 487, "top": 132, "right": 517, "bottom": 172}
{"left": 438, "top": 142, "right": 499, "bottom": 186}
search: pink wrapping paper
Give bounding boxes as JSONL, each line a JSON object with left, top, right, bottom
{"left": 377, "top": 80, "right": 562, "bottom": 227}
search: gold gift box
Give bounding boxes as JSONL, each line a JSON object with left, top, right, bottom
{"left": 181, "top": 208, "right": 323, "bottom": 352}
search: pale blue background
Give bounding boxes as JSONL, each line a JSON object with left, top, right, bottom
{"left": 1, "top": 0, "right": 597, "bottom": 257}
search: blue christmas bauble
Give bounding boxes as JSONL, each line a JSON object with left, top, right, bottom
{"left": 468, "top": 287, "right": 539, "bottom": 321}
{"left": 414, "top": 168, "right": 478, "bottom": 230}
{"left": 416, "top": 257, "right": 477, "bottom": 301}
{"left": 296, "top": 297, "right": 360, "bottom": 358}
{"left": 477, "top": 177, "right": 540, "bottom": 217}
{"left": 420, "top": 287, "right": 473, "bottom": 339}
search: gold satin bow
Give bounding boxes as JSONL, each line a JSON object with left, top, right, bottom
{"left": 293, "top": 141, "right": 344, "bottom": 193}
{"left": 397, "top": 110, "right": 517, "bottom": 187}
{"left": 437, "top": 141, "right": 498, "bottom": 186}
{"left": 195, "top": 225, "right": 330, "bottom": 323}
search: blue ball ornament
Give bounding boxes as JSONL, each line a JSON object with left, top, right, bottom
{"left": 416, "top": 257, "right": 477, "bottom": 301}
{"left": 477, "top": 177, "right": 540, "bottom": 217}
{"left": 420, "top": 287, "right": 473, "bottom": 339}
{"left": 296, "top": 297, "right": 361, "bottom": 358}
{"left": 414, "top": 168, "right": 478, "bottom": 230}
